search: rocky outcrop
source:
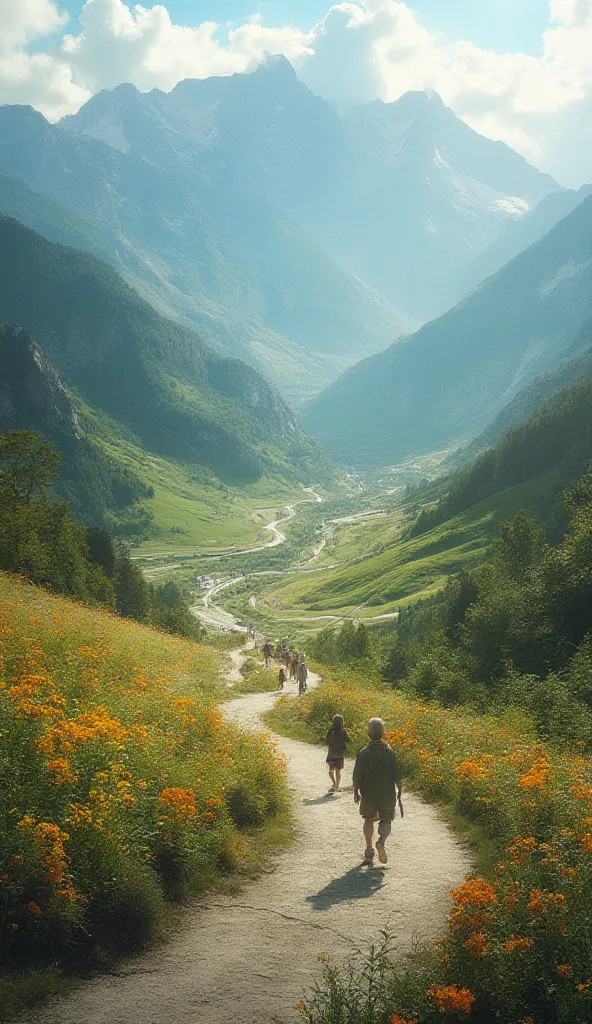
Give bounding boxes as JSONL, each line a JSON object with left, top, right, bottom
{"left": 0, "top": 322, "right": 80, "bottom": 437}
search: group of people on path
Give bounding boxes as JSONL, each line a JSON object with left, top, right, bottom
{"left": 261, "top": 641, "right": 402, "bottom": 866}
{"left": 261, "top": 641, "right": 309, "bottom": 694}
{"left": 326, "top": 713, "right": 403, "bottom": 867}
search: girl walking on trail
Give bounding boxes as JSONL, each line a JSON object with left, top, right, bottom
{"left": 278, "top": 666, "right": 287, "bottom": 691}
{"left": 326, "top": 714, "right": 349, "bottom": 792}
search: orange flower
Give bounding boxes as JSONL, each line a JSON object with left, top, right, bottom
{"left": 159, "top": 787, "right": 197, "bottom": 824}
{"left": 556, "top": 964, "right": 573, "bottom": 978}
{"left": 46, "top": 757, "right": 78, "bottom": 786}
{"left": 428, "top": 985, "right": 475, "bottom": 1013}
{"left": 465, "top": 932, "right": 488, "bottom": 956}
{"left": 502, "top": 936, "right": 534, "bottom": 953}
{"left": 389, "top": 1016, "right": 418, "bottom": 1024}
{"left": 526, "top": 889, "right": 565, "bottom": 918}
{"left": 25, "top": 901, "right": 41, "bottom": 915}
{"left": 506, "top": 836, "right": 536, "bottom": 865}
{"left": 518, "top": 757, "right": 550, "bottom": 791}
{"left": 454, "top": 757, "right": 493, "bottom": 784}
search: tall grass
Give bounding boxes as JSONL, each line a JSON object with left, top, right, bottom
{"left": 0, "top": 573, "right": 287, "bottom": 965}
{"left": 270, "top": 671, "right": 592, "bottom": 1023}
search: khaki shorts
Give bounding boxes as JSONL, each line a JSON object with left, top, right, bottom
{"left": 359, "top": 795, "right": 396, "bottom": 821}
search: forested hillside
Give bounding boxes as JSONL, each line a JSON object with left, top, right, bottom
{"left": 307, "top": 196, "right": 592, "bottom": 467}
{"left": 415, "top": 340, "right": 592, "bottom": 538}
{"left": 0, "top": 216, "right": 326, "bottom": 487}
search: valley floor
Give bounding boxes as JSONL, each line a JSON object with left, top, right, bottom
{"left": 26, "top": 658, "right": 470, "bottom": 1024}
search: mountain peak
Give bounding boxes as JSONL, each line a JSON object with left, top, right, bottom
{"left": 254, "top": 53, "right": 297, "bottom": 80}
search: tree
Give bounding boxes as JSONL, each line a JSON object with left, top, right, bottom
{"left": 0, "top": 430, "right": 61, "bottom": 504}
{"left": 115, "top": 550, "right": 151, "bottom": 621}
{"left": 496, "top": 510, "right": 544, "bottom": 581}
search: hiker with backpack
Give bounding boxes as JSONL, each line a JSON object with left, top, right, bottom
{"left": 353, "top": 717, "right": 402, "bottom": 866}
{"left": 278, "top": 666, "right": 287, "bottom": 691}
{"left": 297, "top": 656, "right": 308, "bottom": 695}
{"left": 325, "top": 714, "right": 349, "bottom": 792}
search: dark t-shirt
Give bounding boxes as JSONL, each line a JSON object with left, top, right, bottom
{"left": 353, "top": 741, "right": 401, "bottom": 800}
{"left": 326, "top": 727, "right": 349, "bottom": 760}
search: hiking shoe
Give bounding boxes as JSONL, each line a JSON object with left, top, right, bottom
{"left": 362, "top": 849, "right": 375, "bottom": 866}
{"left": 375, "top": 840, "right": 388, "bottom": 864}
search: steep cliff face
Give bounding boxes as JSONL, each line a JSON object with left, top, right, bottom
{"left": 0, "top": 322, "right": 80, "bottom": 436}
{"left": 0, "top": 320, "right": 151, "bottom": 525}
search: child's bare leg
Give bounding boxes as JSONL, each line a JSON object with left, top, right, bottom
{"left": 363, "top": 818, "right": 375, "bottom": 852}
{"left": 335, "top": 767, "right": 342, "bottom": 789}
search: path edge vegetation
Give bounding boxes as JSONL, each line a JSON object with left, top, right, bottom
{"left": 265, "top": 670, "right": 592, "bottom": 1024}
{"left": 0, "top": 580, "right": 293, "bottom": 1023}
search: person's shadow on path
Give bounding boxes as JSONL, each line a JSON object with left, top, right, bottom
{"left": 306, "top": 867, "right": 386, "bottom": 910}
{"left": 303, "top": 785, "right": 356, "bottom": 806}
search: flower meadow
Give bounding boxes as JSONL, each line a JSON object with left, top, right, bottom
{"left": 272, "top": 672, "right": 592, "bottom": 1023}
{"left": 0, "top": 573, "right": 287, "bottom": 963}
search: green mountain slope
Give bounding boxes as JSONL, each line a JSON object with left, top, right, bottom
{"left": 457, "top": 321, "right": 592, "bottom": 459}
{"left": 0, "top": 320, "right": 149, "bottom": 528}
{"left": 0, "top": 215, "right": 327, "bottom": 489}
{"left": 307, "top": 195, "right": 592, "bottom": 467}
{"left": 415, "top": 344, "right": 592, "bottom": 538}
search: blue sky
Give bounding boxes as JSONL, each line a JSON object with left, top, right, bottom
{"left": 58, "top": 0, "right": 550, "bottom": 57}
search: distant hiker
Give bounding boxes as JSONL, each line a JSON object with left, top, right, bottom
{"left": 326, "top": 714, "right": 349, "bottom": 792}
{"left": 278, "top": 666, "right": 287, "bottom": 691}
{"left": 353, "top": 717, "right": 402, "bottom": 867}
{"left": 297, "top": 657, "right": 308, "bottom": 695}
{"left": 262, "top": 641, "right": 273, "bottom": 668}
{"left": 283, "top": 648, "right": 291, "bottom": 669}
{"left": 290, "top": 652, "right": 298, "bottom": 680}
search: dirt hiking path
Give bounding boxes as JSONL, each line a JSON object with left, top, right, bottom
{"left": 27, "top": 665, "right": 471, "bottom": 1024}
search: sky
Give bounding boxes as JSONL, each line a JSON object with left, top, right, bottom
{"left": 2, "top": 0, "right": 592, "bottom": 186}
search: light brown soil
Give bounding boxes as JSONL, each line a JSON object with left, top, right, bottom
{"left": 26, "top": 669, "right": 471, "bottom": 1024}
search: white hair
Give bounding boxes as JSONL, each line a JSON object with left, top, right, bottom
{"left": 368, "top": 717, "right": 385, "bottom": 739}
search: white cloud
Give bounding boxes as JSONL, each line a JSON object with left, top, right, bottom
{"left": 0, "top": 0, "right": 590, "bottom": 184}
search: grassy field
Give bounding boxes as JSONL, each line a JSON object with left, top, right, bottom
{"left": 254, "top": 476, "right": 550, "bottom": 622}
{"left": 94, "top": 433, "right": 316, "bottom": 554}
{"left": 0, "top": 574, "right": 289, "bottom": 1017}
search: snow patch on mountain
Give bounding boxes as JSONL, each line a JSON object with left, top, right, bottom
{"left": 491, "top": 196, "right": 530, "bottom": 216}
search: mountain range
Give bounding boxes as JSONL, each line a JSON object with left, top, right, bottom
{"left": 307, "top": 193, "right": 592, "bottom": 467}
{"left": 0, "top": 60, "right": 559, "bottom": 401}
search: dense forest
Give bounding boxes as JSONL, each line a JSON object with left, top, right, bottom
{"left": 0, "top": 431, "right": 202, "bottom": 640}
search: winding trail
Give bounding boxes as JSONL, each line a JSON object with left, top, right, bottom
{"left": 28, "top": 659, "right": 471, "bottom": 1024}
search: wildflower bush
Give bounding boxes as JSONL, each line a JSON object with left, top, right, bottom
{"left": 0, "top": 573, "right": 287, "bottom": 961}
{"left": 271, "top": 671, "right": 592, "bottom": 1023}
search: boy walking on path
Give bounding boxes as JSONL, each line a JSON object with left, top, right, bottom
{"left": 353, "top": 718, "right": 402, "bottom": 866}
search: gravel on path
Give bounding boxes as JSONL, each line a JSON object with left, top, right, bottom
{"left": 26, "top": 666, "right": 471, "bottom": 1024}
